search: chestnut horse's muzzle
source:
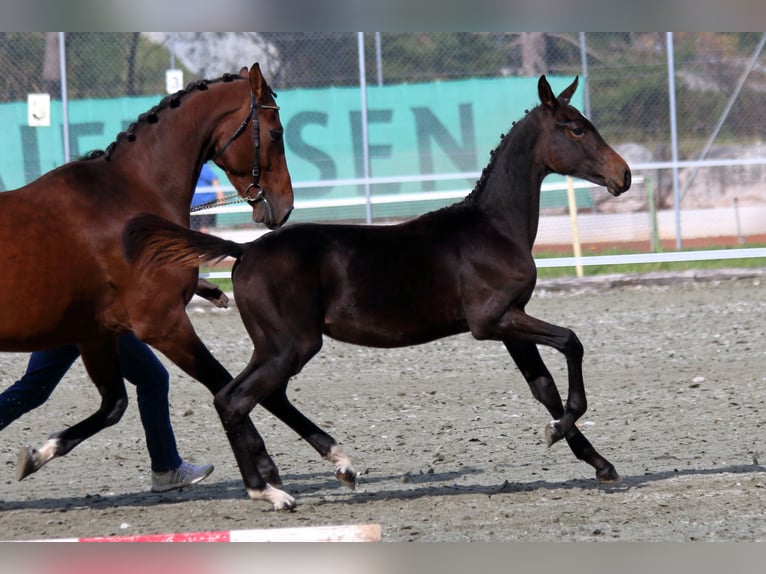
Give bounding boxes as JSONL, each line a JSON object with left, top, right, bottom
{"left": 247, "top": 184, "right": 292, "bottom": 229}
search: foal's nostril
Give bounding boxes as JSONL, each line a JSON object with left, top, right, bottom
{"left": 623, "top": 169, "right": 632, "bottom": 190}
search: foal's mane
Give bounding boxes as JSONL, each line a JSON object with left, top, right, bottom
{"left": 459, "top": 104, "right": 537, "bottom": 208}
{"left": 85, "top": 72, "right": 275, "bottom": 161}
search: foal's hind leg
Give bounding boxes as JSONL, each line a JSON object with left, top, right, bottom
{"left": 261, "top": 389, "right": 358, "bottom": 489}
{"left": 210, "top": 354, "right": 302, "bottom": 511}
{"left": 17, "top": 337, "right": 128, "bottom": 480}
{"left": 504, "top": 338, "right": 619, "bottom": 483}
{"left": 138, "top": 312, "right": 289, "bottom": 508}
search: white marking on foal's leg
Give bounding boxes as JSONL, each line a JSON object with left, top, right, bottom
{"left": 544, "top": 420, "right": 562, "bottom": 447}
{"left": 247, "top": 484, "right": 296, "bottom": 511}
{"left": 325, "top": 444, "right": 358, "bottom": 489}
{"left": 16, "top": 438, "right": 60, "bottom": 480}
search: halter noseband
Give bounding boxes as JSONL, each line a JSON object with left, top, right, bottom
{"left": 208, "top": 92, "right": 280, "bottom": 220}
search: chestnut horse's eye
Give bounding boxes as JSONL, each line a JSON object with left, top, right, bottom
{"left": 269, "top": 129, "right": 283, "bottom": 142}
{"left": 570, "top": 126, "right": 585, "bottom": 137}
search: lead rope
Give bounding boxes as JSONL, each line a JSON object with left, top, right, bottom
{"left": 190, "top": 193, "right": 249, "bottom": 213}
{"left": 191, "top": 93, "right": 280, "bottom": 216}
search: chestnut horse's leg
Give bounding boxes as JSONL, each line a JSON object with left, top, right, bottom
{"left": 16, "top": 336, "right": 129, "bottom": 480}
{"left": 260, "top": 389, "right": 358, "bottom": 489}
{"left": 503, "top": 337, "right": 619, "bottom": 483}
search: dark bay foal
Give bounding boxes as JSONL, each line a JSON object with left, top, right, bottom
{"left": 124, "top": 75, "right": 631, "bottom": 510}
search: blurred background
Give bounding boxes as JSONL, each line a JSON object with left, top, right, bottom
{"left": 1, "top": 32, "right": 765, "bottom": 265}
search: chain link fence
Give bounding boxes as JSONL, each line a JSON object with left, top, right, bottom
{"left": 1, "top": 32, "right": 765, "bottom": 253}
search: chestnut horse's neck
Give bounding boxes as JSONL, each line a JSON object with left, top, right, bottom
{"left": 467, "top": 108, "right": 547, "bottom": 249}
{"left": 95, "top": 76, "right": 249, "bottom": 216}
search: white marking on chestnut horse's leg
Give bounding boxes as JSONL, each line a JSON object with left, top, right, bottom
{"left": 325, "top": 444, "right": 358, "bottom": 489}
{"left": 247, "top": 484, "right": 297, "bottom": 511}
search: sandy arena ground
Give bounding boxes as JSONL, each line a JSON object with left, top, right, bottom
{"left": 1, "top": 270, "right": 765, "bottom": 541}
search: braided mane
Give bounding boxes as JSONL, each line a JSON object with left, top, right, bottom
{"left": 85, "top": 73, "right": 252, "bottom": 161}
{"left": 460, "top": 104, "right": 541, "bottom": 208}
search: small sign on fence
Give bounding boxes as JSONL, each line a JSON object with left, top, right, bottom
{"left": 27, "top": 93, "right": 50, "bottom": 127}
{"left": 165, "top": 69, "right": 184, "bottom": 95}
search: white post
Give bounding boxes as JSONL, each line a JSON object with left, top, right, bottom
{"left": 357, "top": 32, "right": 372, "bottom": 224}
{"left": 59, "top": 32, "right": 70, "bottom": 164}
{"left": 666, "top": 32, "right": 682, "bottom": 249}
{"left": 578, "top": 32, "right": 591, "bottom": 119}
{"left": 375, "top": 32, "right": 383, "bottom": 86}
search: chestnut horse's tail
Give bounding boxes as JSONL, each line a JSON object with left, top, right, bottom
{"left": 122, "top": 213, "right": 244, "bottom": 270}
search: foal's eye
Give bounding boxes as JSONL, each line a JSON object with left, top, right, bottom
{"left": 570, "top": 126, "right": 585, "bottom": 137}
{"left": 269, "top": 129, "right": 283, "bottom": 142}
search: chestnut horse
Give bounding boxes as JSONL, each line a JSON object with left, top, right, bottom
{"left": 0, "top": 63, "right": 293, "bottom": 481}
{"left": 124, "top": 76, "right": 631, "bottom": 510}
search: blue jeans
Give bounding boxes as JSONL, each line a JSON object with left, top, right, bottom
{"left": 0, "top": 333, "right": 182, "bottom": 472}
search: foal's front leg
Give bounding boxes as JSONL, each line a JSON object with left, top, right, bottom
{"left": 504, "top": 338, "right": 619, "bottom": 482}
{"left": 497, "top": 308, "right": 590, "bottom": 441}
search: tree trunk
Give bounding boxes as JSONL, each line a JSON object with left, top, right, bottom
{"left": 520, "top": 32, "right": 546, "bottom": 76}
{"left": 42, "top": 32, "right": 61, "bottom": 95}
{"left": 126, "top": 32, "right": 140, "bottom": 95}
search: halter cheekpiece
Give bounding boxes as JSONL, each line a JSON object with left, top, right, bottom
{"left": 197, "top": 92, "right": 280, "bottom": 218}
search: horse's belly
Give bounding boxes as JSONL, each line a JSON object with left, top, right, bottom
{"left": 324, "top": 304, "right": 465, "bottom": 348}
{"left": 0, "top": 268, "right": 108, "bottom": 350}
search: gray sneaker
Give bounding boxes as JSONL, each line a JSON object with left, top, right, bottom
{"left": 151, "top": 461, "right": 214, "bottom": 493}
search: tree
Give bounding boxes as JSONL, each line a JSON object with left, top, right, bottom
{"left": 41, "top": 32, "right": 61, "bottom": 95}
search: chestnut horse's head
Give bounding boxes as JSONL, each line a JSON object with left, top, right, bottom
{"left": 210, "top": 63, "right": 293, "bottom": 229}
{"left": 535, "top": 75, "right": 631, "bottom": 197}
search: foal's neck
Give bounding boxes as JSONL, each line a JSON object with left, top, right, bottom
{"left": 472, "top": 112, "right": 547, "bottom": 249}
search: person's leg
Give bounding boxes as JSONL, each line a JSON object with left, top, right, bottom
{"left": 0, "top": 346, "right": 81, "bottom": 431}
{"left": 117, "top": 333, "right": 182, "bottom": 473}
{"left": 117, "top": 333, "right": 213, "bottom": 492}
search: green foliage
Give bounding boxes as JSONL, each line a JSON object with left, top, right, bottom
{"left": 0, "top": 32, "right": 185, "bottom": 102}
{"left": 0, "top": 32, "right": 46, "bottom": 100}
{"left": 378, "top": 33, "right": 507, "bottom": 83}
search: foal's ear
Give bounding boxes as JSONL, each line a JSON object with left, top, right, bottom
{"left": 558, "top": 76, "right": 579, "bottom": 105}
{"left": 248, "top": 62, "right": 266, "bottom": 102}
{"left": 538, "top": 75, "right": 557, "bottom": 110}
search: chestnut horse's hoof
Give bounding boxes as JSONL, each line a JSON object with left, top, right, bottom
{"left": 16, "top": 446, "right": 40, "bottom": 481}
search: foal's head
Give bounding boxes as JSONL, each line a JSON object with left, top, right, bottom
{"left": 534, "top": 75, "right": 631, "bottom": 196}
{"left": 211, "top": 63, "right": 293, "bottom": 228}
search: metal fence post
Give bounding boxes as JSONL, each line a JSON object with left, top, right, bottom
{"left": 666, "top": 32, "right": 682, "bottom": 250}
{"left": 59, "top": 32, "right": 70, "bottom": 164}
{"left": 357, "top": 32, "right": 372, "bottom": 224}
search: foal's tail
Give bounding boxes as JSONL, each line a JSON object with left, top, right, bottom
{"left": 122, "top": 213, "right": 245, "bottom": 270}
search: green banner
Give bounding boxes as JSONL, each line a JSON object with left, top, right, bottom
{"left": 0, "top": 76, "right": 580, "bottom": 207}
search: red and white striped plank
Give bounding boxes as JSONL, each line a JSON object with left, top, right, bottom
{"left": 22, "top": 523, "right": 382, "bottom": 543}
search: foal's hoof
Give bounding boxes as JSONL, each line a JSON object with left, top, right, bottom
{"left": 16, "top": 446, "right": 40, "bottom": 481}
{"left": 596, "top": 464, "right": 621, "bottom": 484}
{"left": 335, "top": 466, "right": 358, "bottom": 490}
{"left": 544, "top": 420, "right": 564, "bottom": 447}
{"left": 247, "top": 484, "right": 297, "bottom": 511}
